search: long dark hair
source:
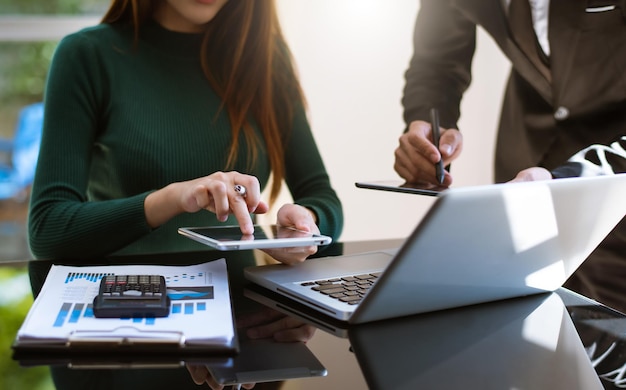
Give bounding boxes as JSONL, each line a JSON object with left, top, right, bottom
{"left": 102, "top": 0, "right": 305, "bottom": 204}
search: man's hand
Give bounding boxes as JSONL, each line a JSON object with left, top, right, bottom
{"left": 509, "top": 167, "right": 552, "bottom": 182}
{"left": 394, "top": 120, "right": 462, "bottom": 186}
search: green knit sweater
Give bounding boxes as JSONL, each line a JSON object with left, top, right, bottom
{"left": 28, "top": 21, "right": 343, "bottom": 260}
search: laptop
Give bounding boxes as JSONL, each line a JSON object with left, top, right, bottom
{"left": 244, "top": 174, "right": 626, "bottom": 324}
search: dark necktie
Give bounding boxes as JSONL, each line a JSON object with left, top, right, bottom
{"left": 508, "top": 0, "right": 551, "bottom": 82}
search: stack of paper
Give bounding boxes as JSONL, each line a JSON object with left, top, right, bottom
{"left": 13, "top": 259, "right": 237, "bottom": 355}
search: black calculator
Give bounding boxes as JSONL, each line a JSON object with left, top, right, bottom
{"left": 93, "top": 275, "right": 170, "bottom": 318}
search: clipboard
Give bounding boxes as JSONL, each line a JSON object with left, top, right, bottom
{"left": 12, "top": 260, "right": 239, "bottom": 363}
{"left": 12, "top": 342, "right": 234, "bottom": 370}
{"left": 12, "top": 328, "right": 239, "bottom": 360}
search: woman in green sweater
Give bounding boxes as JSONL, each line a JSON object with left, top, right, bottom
{"left": 28, "top": 0, "right": 343, "bottom": 263}
{"left": 27, "top": 0, "right": 342, "bottom": 389}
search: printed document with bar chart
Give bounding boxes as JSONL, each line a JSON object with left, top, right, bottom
{"left": 13, "top": 259, "right": 237, "bottom": 355}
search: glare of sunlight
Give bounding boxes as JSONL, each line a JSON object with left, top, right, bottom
{"left": 502, "top": 184, "right": 558, "bottom": 253}
{"left": 524, "top": 260, "right": 566, "bottom": 290}
{"left": 521, "top": 293, "right": 562, "bottom": 351}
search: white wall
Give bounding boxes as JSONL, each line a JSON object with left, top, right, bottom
{"left": 269, "top": 1, "right": 510, "bottom": 242}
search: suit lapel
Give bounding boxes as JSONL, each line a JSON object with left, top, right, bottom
{"left": 452, "top": 0, "right": 552, "bottom": 103}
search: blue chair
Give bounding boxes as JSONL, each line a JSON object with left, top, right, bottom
{"left": 0, "top": 102, "right": 44, "bottom": 201}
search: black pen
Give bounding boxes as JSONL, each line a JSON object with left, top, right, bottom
{"left": 430, "top": 108, "right": 445, "bottom": 184}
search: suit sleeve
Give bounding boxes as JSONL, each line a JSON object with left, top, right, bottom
{"left": 402, "top": 0, "right": 477, "bottom": 130}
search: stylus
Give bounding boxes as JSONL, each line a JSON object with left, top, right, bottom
{"left": 430, "top": 108, "right": 445, "bottom": 184}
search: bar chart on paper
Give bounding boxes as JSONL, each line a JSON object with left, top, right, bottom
{"left": 52, "top": 270, "right": 216, "bottom": 327}
{"left": 15, "top": 260, "right": 235, "bottom": 347}
{"left": 169, "top": 285, "right": 214, "bottom": 316}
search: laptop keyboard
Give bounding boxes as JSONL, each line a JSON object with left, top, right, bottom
{"left": 301, "top": 272, "right": 381, "bottom": 305}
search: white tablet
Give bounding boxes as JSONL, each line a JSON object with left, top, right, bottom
{"left": 178, "top": 224, "right": 332, "bottom": 251}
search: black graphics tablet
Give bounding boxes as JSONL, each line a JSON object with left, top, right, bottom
{"left": 355, "top": 180, "right": 447, "bottom": 196}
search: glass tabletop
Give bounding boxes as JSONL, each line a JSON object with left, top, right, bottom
{"left": 9, "top": 239, "right": 626, "bottom": 390}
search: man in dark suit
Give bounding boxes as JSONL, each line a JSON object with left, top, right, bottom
{"left": 394, "top": 0, "right": 626, "bottom": 312}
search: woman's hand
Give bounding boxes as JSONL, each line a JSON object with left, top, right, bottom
{"left": 262, "top": 204, "right": 320, "bottom": 265}
{"left": 145, "top": 171, "right": 269, "bottom": 234}
{"left": 186, "top": 364, "right": 256, "bottom": 389}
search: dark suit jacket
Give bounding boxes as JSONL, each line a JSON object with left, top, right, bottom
{"left": 403, "top": 0, "right": 626, "bottom": 182}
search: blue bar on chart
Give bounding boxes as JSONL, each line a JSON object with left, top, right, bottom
{"left": 54, "top": 302, "right": 72, "bottom": 327}
{"left": 69, "top": 303, "right": 84, "bottom": 323}
{"left": 171, "top": 302, "right": 207, "bottom": 315}
{"left": 53, "top": 302, "right": 157, "bottom": 327}
{"left": 64, "top": 272, "right": 111, "bottom": 284}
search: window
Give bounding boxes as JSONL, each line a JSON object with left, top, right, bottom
{"left": 0, "top": 1, "right": 104, "bottom": 261}
{"left": 1, "top": 3, "right": 107, "bottom": 388}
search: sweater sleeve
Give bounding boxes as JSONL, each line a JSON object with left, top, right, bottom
{"left": 284, "top": 105, "right": 343, "bottom": 240}
{"left": 28, "top": 32, "right": 153, "bottom": 260}
{"left": 402, "top": 0, "right": 476, "bottom": 131}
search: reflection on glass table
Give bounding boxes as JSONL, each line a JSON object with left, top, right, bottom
{"left": 246, "top": 282, "right": 626, "bottom": 390}
{"left": 14, "top": 301, "right": 326, "bottom": 390}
